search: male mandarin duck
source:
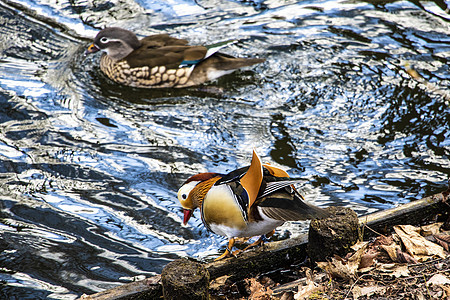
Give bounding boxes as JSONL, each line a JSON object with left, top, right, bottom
{"left": 85, "top": 27, "right": 264, "bottom": 88}
{"left": 177, "top": 150, "right": 329, "bottom": 260}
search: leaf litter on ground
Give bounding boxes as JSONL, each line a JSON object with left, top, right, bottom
{"left": 210, "top": 221, "right": 450, "bottom": 299}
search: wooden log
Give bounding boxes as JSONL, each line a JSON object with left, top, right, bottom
{"left": 360, "top": 191, "right": 449, "bottom": 237}
{"left": 161, "top": 258, "right": 210, "bottom": 300}
{"left": 205, "top": 233, "right": 309, "bottom": 281}
{"left": 308, "top": 207, "right": 359, "bottom": 263}
{"left": 78, "top": 275, "right": 162, "bottom": 300}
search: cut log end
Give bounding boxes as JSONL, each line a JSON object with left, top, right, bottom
{"left": 308, "top": 206, "right": 359, "bottom": 263}
{"left": 161, "top": 258, "right": 210, "bottom": 300}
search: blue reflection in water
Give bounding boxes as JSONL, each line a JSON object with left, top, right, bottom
{"left": 0, "top": 0, "right": 448, "bottom": 298}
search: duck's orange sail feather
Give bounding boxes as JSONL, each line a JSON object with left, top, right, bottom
{"left": 240, "top": 150, "right": 264, "bottom": 211}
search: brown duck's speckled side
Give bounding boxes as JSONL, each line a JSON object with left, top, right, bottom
{"left": 100, "top": 54, "right": 193, "bottom": 88}
{"left": 88, "top": 28, "right": 265, "bottom": 88}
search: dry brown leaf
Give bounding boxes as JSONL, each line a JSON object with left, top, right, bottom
{"left": 316, "top": 259, "right": 351, "bottom": 280}
{"left": 358, "top": 266, "right": 375, "bottom": 274}
{"left": 317, "top": 243, "right": 368, "bottom": 280}
{"left": 245, "top": 278, "right": 272, "bottom": 300}
{"left": 351, "top": 286, "right": 362, "bottom": 300}
{"left": 416, "top": 292, "right": 426, "bottom": 300}
{"left": 420, "top": 222, "right": 443, "bottom": 236}
{"left": 349, "top": 242, "right": 368, "bottom": 268}
{"left": 210, "top": 275, "right": 230, "bottom": 289}
{"left": 280, "top": 292, "right": 294, "bottom": 300}
{"left": 380, "top": 244, "right": 400, "bottom": 261}
{"left": 391, "top": 265, "right": 410, "bottom": 278}
{"left": 351, "top": 241, "right": 368, "bottom": 252}
{"left": 373, "top": 235, "right": 394, "bottom": 246}
{"left": 393, "top": 225, "right": 447, "bottom": 261}
{"left": 395, "top": 248, "right": 418, "bottom": 264}
{"left": 359, "top": 248, "right": 378, "bottom": 269}
{"left": 434, "top": 234, "right": 450, "bottom": 252}
{"left": 380, "top": 263, "right": 396, "bottom": 269}
{"left": 293, "top": 272, "right": 323, "bottom": 300}
{"left": 426, "top": 273, "right": 450, "bottom": 286}
{"left": 377, "top": 263, "right": 410, "bottom": 278}
{"left": 352, "top": 285, "right": 386, "bottom": 299}
{"left": 442, "top": 285, "right": 450, "bottom": 299}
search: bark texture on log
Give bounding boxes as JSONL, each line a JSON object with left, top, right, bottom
{"left": 205, "top": 234, "right": 309, "bottom": 280}
{"left": 79, "top": 276, "right": 161, "bottom": 300}
{"left": 308, "top": 207, "right": 359, "bottom": 263}
{"left": 361, "top": 192, "right": 448, "bottom": 237}
{"left": 161, "top": 258, "right": 210, "bottom": 300}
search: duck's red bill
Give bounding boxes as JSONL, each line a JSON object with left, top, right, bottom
{"left": 183, "top": 209, "right": 193, "bottom": 225}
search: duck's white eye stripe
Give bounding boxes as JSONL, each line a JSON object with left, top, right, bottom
{"left": 99, "top": 37, "right": 122, "bottom": 44}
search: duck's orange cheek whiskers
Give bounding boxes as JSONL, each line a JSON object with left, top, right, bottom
{"left": 183, "top": 209, "right": 193, "bottom": 225}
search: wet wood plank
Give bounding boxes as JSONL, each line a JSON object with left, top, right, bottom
{"left": 79, "top": 276, "right": 162, "bottom": 300}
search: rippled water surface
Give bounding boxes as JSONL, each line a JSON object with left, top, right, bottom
{"left": 0, "top": 0, "right": 449, "bottom": 298}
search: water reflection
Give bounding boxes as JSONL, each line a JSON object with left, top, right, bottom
{"left": 0, "top": 0, "right": 448, "bottom": 298}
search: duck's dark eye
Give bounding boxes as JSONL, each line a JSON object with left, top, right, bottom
{"left": 182, "top": 194, "right": 187, "bottom": 200}
{"left": 100, "top": 37, "right": 109, "bottom": 43}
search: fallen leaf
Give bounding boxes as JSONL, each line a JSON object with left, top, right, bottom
{"left": 393, "top": 225, "right": 446, "bottom": 261}
{"left": 442, "top": 285, "right": 450, "bottom": 299}
{"left": 317, "top": 260, "right": 345, "bottom": 279}
{"left": 416, "top": 292, "right": 426, "bottom": 300}
{"left": 294, "top": 272, "right": 323, "bottom": 300}
{"left": 352, "top": 285, "right": 385, "bottom": 299}
{"left": 391, "top": 264, "right": 410, "bottom": 278}
{"left": 294, "top": 282, "right": 322, "bottom": 300}
{"left": 420, "top": 223, "right": 443, "bottom": 236}
{"left": 280, "top": 292, "right": 294, "bottom": 300}
{"left": 358, "top": 266, "right": 375, "bottom": 274}
{"left": 373, "top": 235, "right": 394, "bottom": 246}
{"left": 352, "top": 286, "right": 362, "bottom": 300}
{"left": 351, "top": 241, "right": 368, "bottom": 252}
{"left": 380, "top": 244, "right": 400, "bottom": 261}
{"left": 317, "top": 243, "right": 368, "bottom": 281}
{"left": 434, "top": 234, "right": 450, "bottom": 252}
{"left": 395, "top": 248, "right": 418, "bottom": 264}
{"left": 380, "top": 263, "right": 396, "bottom": 269}
{"left": 210, "top": 275, "right": 230, "bottom": 290}
{"left": 359, "top": 248, "right": 378, "bottom": 269}
{"left": 377, "top": 263, "right": 410, "bottom": 278}
{"left": 245, "top": 278, "right": 272, "bottom": 300}
{"left": 426, "top": 273, "right": 450, "bottom": 286}
{"left": 349, "top": 242, "right": 368, "bottom": 269}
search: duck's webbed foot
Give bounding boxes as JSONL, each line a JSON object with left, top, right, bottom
{"left": 242, "top": 230, "right": 275, "bottom": 251}
{"left": 215, "top": 237, "right": 237, "bottom": 261}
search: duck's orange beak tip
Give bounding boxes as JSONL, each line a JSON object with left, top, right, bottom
{"left": 85, "top": 43, "right": 99, "bottom": 55}
{"left": 183, "top": 209, "right": 193, "bottom": 225}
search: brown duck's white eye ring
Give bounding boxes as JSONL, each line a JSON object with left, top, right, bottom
{"left": 100, "top": 37, "right": 109, "bottom": 43}
{"left": 181, "top": 194, "right": 187, "bottom": 200}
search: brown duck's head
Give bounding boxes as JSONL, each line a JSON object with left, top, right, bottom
{"left": 86, "top": 27, "right": 141, "bottom": 61}
{"left": 177, "top": 172, "right": 220, "bottom": 225}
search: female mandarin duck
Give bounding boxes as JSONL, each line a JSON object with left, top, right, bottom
{"left": 178, "top": 150, "right": 329, "bottom": 260}
{"left": 85, "top": 27, "right": 264, "bottom": 88}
